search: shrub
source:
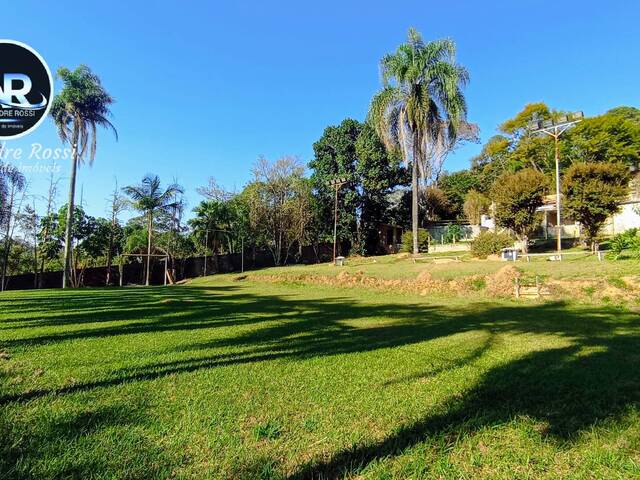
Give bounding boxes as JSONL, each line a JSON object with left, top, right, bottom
{"left": 401, "top": 229, "right": 430, "bottom": 253}
{"left": 471, "top": 231, "right": 513, "bottom": 258}
{"left": 470, "top": 277, "right": 486, "bottom": 291}
{"left": 609, "top": 228, "right": 640, "bottom": 259}
{"left": 442, "top": 224, "right": 464, "bottom": 243}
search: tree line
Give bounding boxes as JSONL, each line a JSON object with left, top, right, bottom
{"left": 1, "top": 29, "right": 639, "bottom": 288}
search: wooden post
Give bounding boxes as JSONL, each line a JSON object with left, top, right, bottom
{"left": 535, "top": 276, "right": 541, "bottom": 298}
{"left": 515, "top": 277, "right": 520, "bottom": 299}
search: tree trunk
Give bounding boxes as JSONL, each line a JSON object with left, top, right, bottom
{"left": 411, "top": 154, "right": 419, "bottom": 255}
{"left": 105, "top": 236, "right": 113, "bottom": 285}
{"left": 32, "top": 223, "right": 38, "bottom": 289}
{"left": 106, "top": 215, "right": 115, "bottom": 285}
{"left": 62, "top": 126, "right": 80, "bottom": 289}
{"left": 146, "top": 211, "right": 153, "bottom": 286}
{"left": 0, "top": 187, "right": 15, "bottom": 292}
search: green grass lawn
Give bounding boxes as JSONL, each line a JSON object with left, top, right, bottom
{"left": 1, "top": 270, "right": 639, "bottom": 479}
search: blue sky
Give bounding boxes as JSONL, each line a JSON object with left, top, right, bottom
{"left": 4, "top": 0, "right": 640, "bottom": 220}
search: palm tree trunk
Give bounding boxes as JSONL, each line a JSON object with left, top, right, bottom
{"left": 411, "top": 154, "right": 419, "bottom": 255}
{"left": 62, "top": 126, "right": 79, "bottom": 289}
{"left": 146, "top": 211, "right": 152, "bottom": 286}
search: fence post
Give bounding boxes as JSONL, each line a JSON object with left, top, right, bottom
{"left": 515, "top": 277, "right": 520, "bottom": 299}
{"left": 535, "top": 276, "right": 541, "bottom": 298}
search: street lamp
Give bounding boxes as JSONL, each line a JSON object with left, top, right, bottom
{"left": 528, "top": 111, "right": 584, "bottom": 256}
{"left": 327, "top": 176, "right": 349, "bottom": 264}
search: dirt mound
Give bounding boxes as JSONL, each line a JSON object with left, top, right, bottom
{"left": 247, "top": 265, "right": 635, "bottom": 304}
{"left": 416, "top": 270, "right": 433, "bottom": 282}
{"left": 486, "top": 265, "right": 521, "bottom": 297}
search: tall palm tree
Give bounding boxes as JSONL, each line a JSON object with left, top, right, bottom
{"left": 50, "top": 65, "right": 117, "bottom": 288}
{"left": 123, "top": 175, "right": 184, "bottom": 286}
{"left": 369, "top": 28, "right": 475, "bottom": 254}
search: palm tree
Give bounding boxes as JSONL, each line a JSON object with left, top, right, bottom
{"left": 123, "top": 175, "right": 184, "bottom": 286}
{"left": 50, "top": 65, "right": 117, "bottom": 288}
{"left": 368, "top": 28, "right": 475, "bottom": 254}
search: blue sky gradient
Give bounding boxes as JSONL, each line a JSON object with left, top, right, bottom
{"left": 4, "top": 0, "right": 639, "bottom": 219}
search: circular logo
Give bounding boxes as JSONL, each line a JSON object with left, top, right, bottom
{"left": 0, "top": 40, "right": 53, "bottom": 139}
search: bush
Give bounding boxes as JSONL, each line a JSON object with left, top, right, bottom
{"left": 442, "top": 224, "right": 464, "bottom": 243}
{"left": 609, "top": 228, "right": 640, "bottom": 259}
{"left": 401, "top": 229, "right": 430, "bottom": 253}
{"left": 471, "top": 231, "right": 513, "bottom": 259}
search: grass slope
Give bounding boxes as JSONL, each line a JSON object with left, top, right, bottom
{"left": 1, "top": 271, "right": 639, "bottom": 479}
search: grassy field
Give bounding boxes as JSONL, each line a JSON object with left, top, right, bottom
{"left": 1, "top": 262, "right": 639, "bottom": 479}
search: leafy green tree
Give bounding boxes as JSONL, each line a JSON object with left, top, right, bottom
{"left": 563, "top": 162, "right": 630, "bottom": 249}
{"left": 78, "top": 217, "right": 113, "bottom": 266}
{"left": 309, "top": 119, "right": 362, "bottom": 252}
{"left": 189, "top": 199, "right": 244, "bottom": 255}
{"left": 52, "top": 205, "right": 100, "bottom": 286}
{"left": 369, "top": 28, "right": 475, "bottom": 254}
{"left": 123, "top": 175, "right": 184, "bottom": 285}
{"left": 463, "top": 190, "right": 490, "bottom": 225}
{"left": 309, "top": 119, "right": 404, "bottom": 255}
{"left": 498, "top": 103, "right": 558, "bottom": 174}
{"left": 422, "top": 186, "right": 452, "bottom": 221}
{"left": 565, "top": 112, "right": 640, "bottom": 168}
{"left": 606, "top": 106, "right": 640, "bottom": 123}
{"left": 50, "top": 65, "right": 117, "bottom": 288}
{"left": 491, "top": 169, "right": 547, "bottom": 253}
{"left": 243, "top": 156, "right": 314, "bottom": 265}
{"left": 499, "top": 102, "right": 552, "bottom": 137}
{"left": 17, "top": 204, "right": 39, "bottom": 285}
{"left": 38, "top": 212, "right": 62, "bottom": 272}
{"left": 439, "top": 170, "right": 480, "bottom": 217}
{"left": 355, "top": 122, "right": 406, "bottom": 254}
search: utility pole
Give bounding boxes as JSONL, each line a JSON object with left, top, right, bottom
{"left": 328, "top": 176, "right": 348, "bottom": 264}
{"left": 204, "top": 228, "right": 209, "bottom": 276}
{"left": 528, "top": 112, "right": 584, "bottom": 256}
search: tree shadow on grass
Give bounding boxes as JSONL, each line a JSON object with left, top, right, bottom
{"left": 288, "top": 322, "right": 640, "bottom": 478}
{"left": 1, "top": 282, "right": 640, "bottom": 478}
